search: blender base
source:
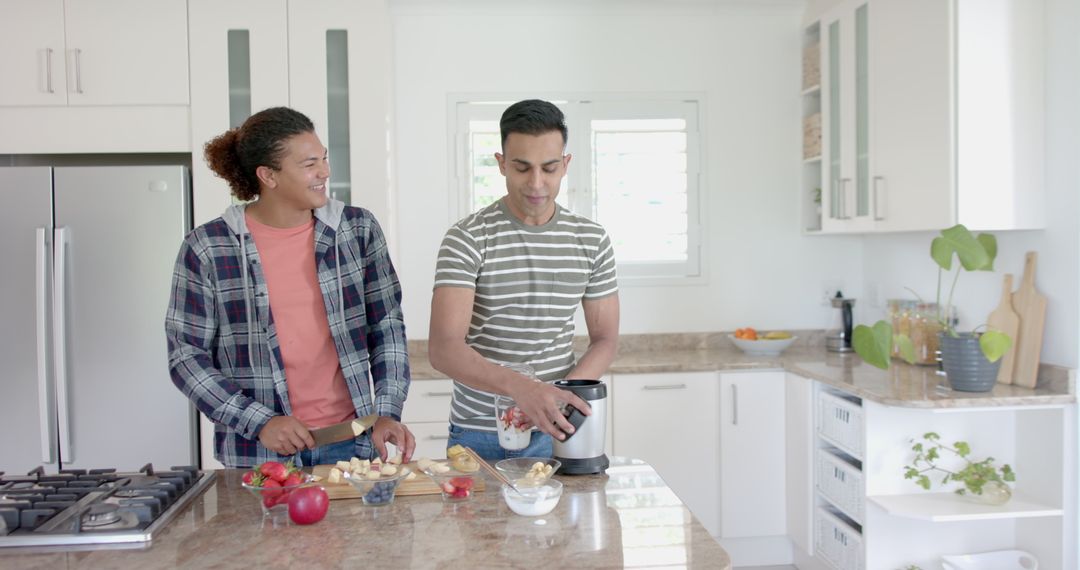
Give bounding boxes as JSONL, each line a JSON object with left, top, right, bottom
{"left": 556, "top": 454, "right": 609, "bottom": 475}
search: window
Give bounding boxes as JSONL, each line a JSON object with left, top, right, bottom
{"left": 454, "top": 98, "right": 702, "bottom": 282}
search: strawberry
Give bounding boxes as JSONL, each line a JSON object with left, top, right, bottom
{"left": 242, "top": 469, "right": 264, "bottom": 486}
{"left": 282, "top": 472, "right": 304, "bottom": 488}
{"left": 441, "top": 481, "right": 455, "bottom": 494}
{"left": 260, "top": 478, "right": 283, "bottom": 499}
{"left": 260, "top": 461, "right": 288, "bottom": 483}
{"left": 450, "top": 477, "right": 474, "bottom": 491}
{"left": 451, "top": 488, "right": 469, "bottom": 498}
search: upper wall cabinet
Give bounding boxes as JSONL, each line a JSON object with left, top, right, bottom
{"left": 188, "top": 0, "right": 395, "bottom": 242}
{"left": 0, "top": 0, "right": 191, "bottom": 153}
{"left": 805, "top": 0, "right": 1046, "bottom": 234}
{"left": 0, "top": 0, "right": 189, "bottom": 107}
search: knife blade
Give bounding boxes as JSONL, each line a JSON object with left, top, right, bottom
{"left": 310, "top": 414, "right": 378, "bottom": 447}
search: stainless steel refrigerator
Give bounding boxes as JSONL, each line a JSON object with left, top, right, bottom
{"left": 1, "top": 166, "right": 197, "bottom": 473}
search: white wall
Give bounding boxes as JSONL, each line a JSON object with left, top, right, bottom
{"left": 390, "top": 0, "right": 864, "bottom": 338}
{"left": 860, "top": 0, "right": 1079, "bottom": 368}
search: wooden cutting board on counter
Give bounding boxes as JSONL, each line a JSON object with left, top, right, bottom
{"left": 1011, "top": 252, "right": 1046, "bottom": 389}
{"left": 311, "top": 463, "right": 485, "bottom": 500}
{"left": 987, "top": 273, "right": 1020, "bottom": 385}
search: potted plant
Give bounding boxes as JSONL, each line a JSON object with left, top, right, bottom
{"left": 852, "top": 224, "right": 1012, "bottom": 392}
{"left": 903, "top": 431, "right": 1016, "bottom": 505}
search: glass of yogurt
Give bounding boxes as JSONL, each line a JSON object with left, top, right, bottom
{"left": 494, "top": 394, "right": 532, "bottom": 450}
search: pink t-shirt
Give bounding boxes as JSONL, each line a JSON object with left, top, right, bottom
{"left": 246, "top": 212, "right": 355, "bottom": 429}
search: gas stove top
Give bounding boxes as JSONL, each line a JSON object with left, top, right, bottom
{"left": 0, "top": 463, "right": 216, "bottom": 549}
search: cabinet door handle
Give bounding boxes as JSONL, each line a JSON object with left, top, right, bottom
{"left": 45, "top": 48, "right": 54, "bottom": 93}
{"left": 73, "top": 48, "right": 83, "bottom": 94}
{"left": 873, "top": 176, "right": 885, "bottom": 221}
{"left": 731, "top": 384, "right": 738, "bottom": 425}
{"left": 425, "top": 435, "right": 450, "bottom": 441}
{"left": 643, "top": 383, "right": 687, "bottom": 391}
{"left": 425, "top": 391, "right": 453, "bottom": 397}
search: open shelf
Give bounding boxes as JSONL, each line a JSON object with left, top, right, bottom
{"left": 868, "top": 491, "right": 1062, "bottom": 522}
{"left": 802, "top": 84, "right": 821, "bottom": 96}
{"left": 804, "top": 155, "right": 822, "bottom": 163}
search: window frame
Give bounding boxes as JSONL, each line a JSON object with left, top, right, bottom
{"left": 448, "top": 93, "right": 707, "bottom": 286}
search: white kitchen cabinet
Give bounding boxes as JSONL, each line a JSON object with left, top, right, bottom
{"left": 717, "top": 371, "right": 792, "bottom": 566}
{"left": 806, "top": 0, "right": 1045, "bottom": 234}
{"left": 612, "top": 371, "right": 721, "bottom": 537}
{"left": 0, "top": 0, "right": 191, "bottom": 153}
{"left": 818, "top": 0, "right": 874, "bottom": 234}
{"left": 0, "top": 0, "right": 189, "bottom": 107}
{"left": 188, "top": 0, "right": 395, "bottom": 242}
{"left": 401, "top": 378, "right": 455, "bottom": 459}
{"left": 785, "top": 372, "right": 815, "bottom": 560}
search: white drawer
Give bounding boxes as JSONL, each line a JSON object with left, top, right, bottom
{"left": 408, "top": 421, "right": 451, "bottom": 460}
{"left": 816, "top": 448, "right": 864, "bottom": 523}
{"left": 815, "top": 507, "right": 864, "bottom": 570}
{"left": 816, "top": 390, "right": 864, "bottom": 459}
{"left": 402, "top": 379, "right": 455, "bottom": 423}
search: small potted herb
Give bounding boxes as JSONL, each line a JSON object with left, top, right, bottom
{"left": 903, "top": 432, "right": 1015, "bottom": 505}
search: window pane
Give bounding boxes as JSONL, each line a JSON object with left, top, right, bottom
{"left": 226, "top": 30, "right": 251, "bottom": 129}
{"left": 593, "top": 124, "right": 689, "bottom": 263}
{"left": 468, "top": 120, "right": 503, "bottom": 209}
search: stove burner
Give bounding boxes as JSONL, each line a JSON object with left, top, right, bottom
{"left": 82, "top": 503, "right": 121, "bottom": 528}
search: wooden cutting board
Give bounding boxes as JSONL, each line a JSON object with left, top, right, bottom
{"left": 1011, "top": 252, "right": 1047, "bottom": 388}
{"left": 987, "top": 273, "right": 1020, "bottom": 385}
{"left": 311, "top": 463, "right": 485, "bottom": 500}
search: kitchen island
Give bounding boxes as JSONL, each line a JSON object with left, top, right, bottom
{"left": 0, "top": 458, "right": 731, "bottom": 569}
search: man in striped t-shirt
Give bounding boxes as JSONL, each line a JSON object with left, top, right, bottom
{"left": 429, "top": 99, "right": 620, "bottom": 460}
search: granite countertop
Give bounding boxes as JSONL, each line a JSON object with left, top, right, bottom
{"left": 1, "top": 459, "right": 730, "bottom": 569}
{"left": 409, "top": 333, "right": 1075, "bottom": 408}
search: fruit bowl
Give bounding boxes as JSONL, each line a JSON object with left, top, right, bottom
{"left": 242, "top": 473, "right": 317, "bottom": 518}
{"left": 502, "top": 479, "right": 563, "bottom": 516}
{"left": 495, "top": 457, "right": 561, "bottom": 484}
{"left": 342, "top": 467, "right": 413, "bottom": 506}
{"left": 728, "top": 334, "right": 797, "bottom": 356}
{"left": 422, "top": 462, "right": 478, "bottom": 502}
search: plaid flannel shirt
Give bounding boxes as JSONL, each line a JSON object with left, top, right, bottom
{"left": 165, "top": 200, "right": 410, "bottom": 468}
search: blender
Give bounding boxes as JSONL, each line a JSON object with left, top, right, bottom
{"left": 826, "top": 291, "right": 856, "bottom": 352}
{"left": 550, "top": 379, "right": 608, "bottom": 475}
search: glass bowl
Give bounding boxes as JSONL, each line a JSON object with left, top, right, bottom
{"left": 494, "top": 457, "right": 561, "bottom": 485}
{"left": 727, "top": 334, "right": 798, "bottom": 356}
{"left": 501, "top": 479, "right": 563, "bottom": 516}
{"left": 422, "top": 462, "right": 478, "bottom": 502}
{"left": 242, "top": 473, "right": 316, "bottom": 517}
{"left": 342, "top": 467, "right": 413, "bottom": 506}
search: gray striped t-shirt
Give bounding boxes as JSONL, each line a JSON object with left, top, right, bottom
{"left": 433, "top": 200, "right": 618, "bottom": 431}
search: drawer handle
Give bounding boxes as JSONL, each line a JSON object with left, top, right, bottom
{"left": 426, "top": 391, "right": 453, "bottom": 397}
{"left": 45, "top": 48, "right": 54, "bottom": 93}
{"left": 425, "top": 435, "right": 450, "bottom": 441}
{"left": 643, "top": 384, "right": 687, "bottom": 391}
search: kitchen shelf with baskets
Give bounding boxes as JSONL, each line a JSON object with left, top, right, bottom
{"left": 813, "top": 384, "right": 866, "bottom": 569}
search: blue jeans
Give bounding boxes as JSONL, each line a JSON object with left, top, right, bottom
{"left": 295, "top": 438, "right": 357, "bottom": 468}
{"left": 447, "top": 424, "right": 552, "bottom": 461}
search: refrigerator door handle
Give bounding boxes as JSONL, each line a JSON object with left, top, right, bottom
{"left": 53, "top": 226, "right": 73, "bottom": 463}
{"left": 36, "top": 228, "right": 56, "bottom": 464}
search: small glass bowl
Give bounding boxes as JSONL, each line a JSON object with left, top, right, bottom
{"left": 242, "top": 474, "right": 315, "bottom": 517}
{"left": 501, "top": 479, "right": 563, "bottom": 516}
{"left": 495, "top": 457, "right": 561, "bottom": 485}
{"left": 422, "top": 462, "right": 478, "bottom": 502}
{"left": 342, "top": 467, "right": 413, "bottom": 506}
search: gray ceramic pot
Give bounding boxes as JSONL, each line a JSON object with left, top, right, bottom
{"left": 939, "top": 332, "right": 1001, "bottom": 392}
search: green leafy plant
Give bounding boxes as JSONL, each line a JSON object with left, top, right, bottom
{"left": 852, "top": 224, "right": 1012, "bottom": 369}
{"left": 903, "top": 432, "right": 1015, "bottom": 496}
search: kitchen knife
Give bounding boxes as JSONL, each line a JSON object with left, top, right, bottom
{"left": 310, "top": 414, "right": 379, "bottom": 447}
